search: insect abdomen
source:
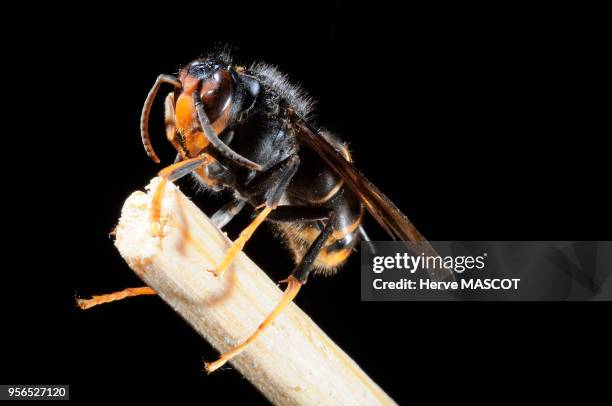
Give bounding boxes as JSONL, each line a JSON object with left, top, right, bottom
{"left": 279, "top": 190, "right": 363, "bottom": 275}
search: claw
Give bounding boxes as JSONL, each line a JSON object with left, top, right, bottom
{"left": 151, "top": 220, "right": 164, "bottom": 238}
{"left": 206, "top": 267, "right": 225, "bottom": 278}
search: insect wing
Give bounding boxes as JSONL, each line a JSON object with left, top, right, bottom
{"left": 294, "top": 119, "right": 454, "bottom": 282}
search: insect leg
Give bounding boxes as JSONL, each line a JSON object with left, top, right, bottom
{"left": 76, "top": 286, "right": 156, "bottom": 310}
{"left": 267, "top": 205, "right": 330, "bottom": 223}
{"left": 205, "top": 208, "right": 337, "bottom": 373}
{"left": 207, "top": 206, "right": 272, "bottom": 278}
{"left": 244, "top": 155, "right": 301, "bottom": 208}
{"left": 211, "top": 199, "right": 247, "bottom": 229}
{"left": 151, "top": 155, "right": 211, "bottom": 236}
{"left": 358, "top": 225, "right": 377, "bottom": 254}
{"left": 208, "top": 155, "right": 300, "bottom": 278}
{"left": 205, "top": 276, "right": 302, "bottom": 373}
{"left": 291, "top": 209, "right": 337, "bottom": 283}
{"left": 78, "top": 151, "right": 206, "bottom": 310}
{"left": 141, "top": 74, "right": 181, "bottom": 163}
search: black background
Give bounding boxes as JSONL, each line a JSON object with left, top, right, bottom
{"left": 3, "top": 1, "right": 609, "bottom": 403}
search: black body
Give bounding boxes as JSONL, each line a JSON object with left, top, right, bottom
{"left": 179, "top": 55, "right": 363, "bottom": 281}
{"left": 152, "top": 53, "right": 453, "bottom": 283}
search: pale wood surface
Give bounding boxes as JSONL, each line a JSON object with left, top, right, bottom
{"left": 113, "top": 178, "right": 397, "bottom": 405}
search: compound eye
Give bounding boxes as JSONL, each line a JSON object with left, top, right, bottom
{"left": 201, "top": 69, "right": 232, "bottom": 123}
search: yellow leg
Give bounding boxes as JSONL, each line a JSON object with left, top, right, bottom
{"left": 76, "top": 287, "right": 156, "bottom": 310}
{"left": 150, "top": 156, "right": 209, "bottom": 237}
{"left": 208, "top": 206, "right": 273, "bottom": 278}
{"left": 205, "top": 276, "right": 302, "bottom": 373}
{"left": 151, "top": 177, "right": 168, "bottom": 237}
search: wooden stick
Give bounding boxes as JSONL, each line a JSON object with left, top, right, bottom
{"left": 113, "top": 178, "right": 397, "bottom": 406}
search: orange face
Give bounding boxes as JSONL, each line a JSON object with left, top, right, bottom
{"left": 172, "top": 69, "right": 235, "bottom": 158}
